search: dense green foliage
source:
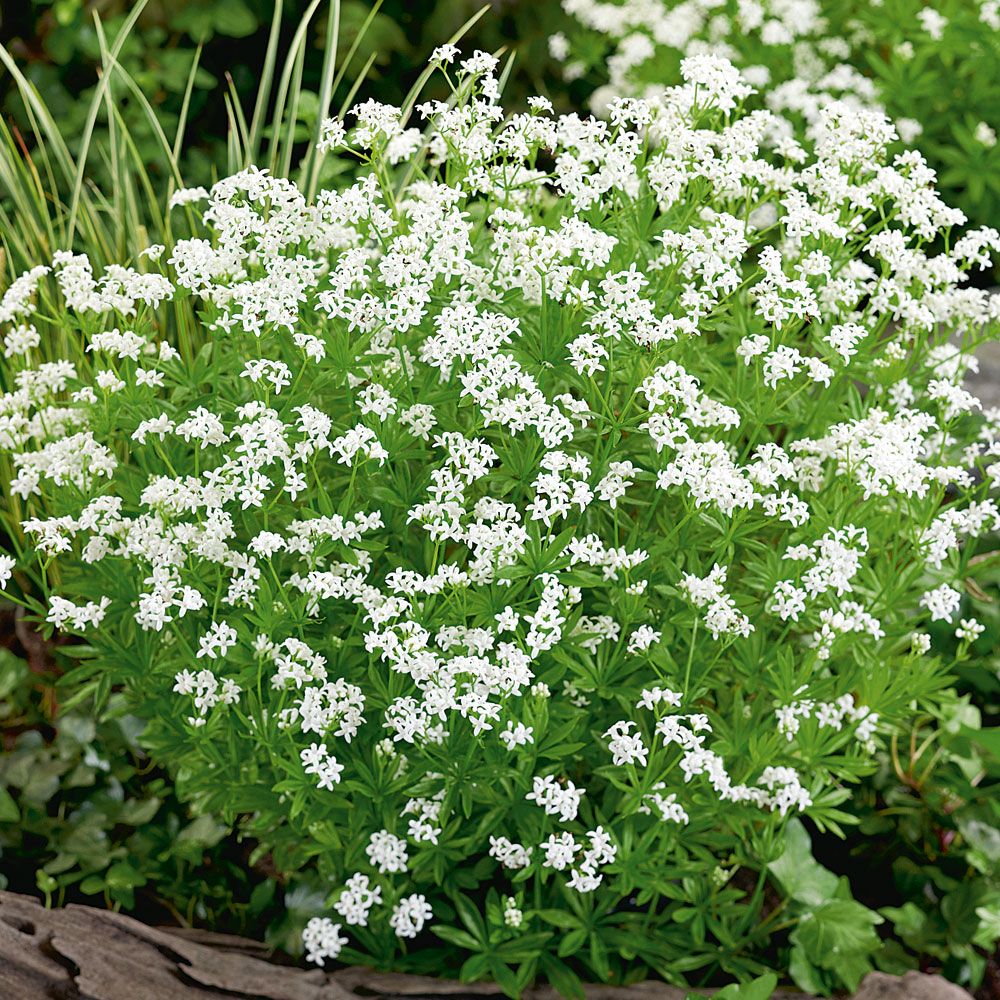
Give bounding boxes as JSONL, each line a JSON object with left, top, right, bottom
{"left": 560, "top": 0, "right": 1000, "bottom": 236}
{"left": 0, "top": 627, "right": 270, "bottom": 927}
{"left": 0, "top": 4, "right": 999, "bottom": 998}
{"left": 4, "top": 1, "right": 999, "bottom": 230}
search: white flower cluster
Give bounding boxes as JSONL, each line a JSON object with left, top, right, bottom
{"left": 539, "top": 826, "right": 618, "bottom": 892}
{"left": 299, "top": 742, "right": 345, "bottom": 790}
{"left": 389, "top": 893, "right": 433, "bottom": 939}
{"left": 334, "top": 873, "right": 383, "bottom": 926}
{"left": 560, "top": 0, "right": 890, "bottom": 144}
{"left": 679, "top": 564, "right": 754, "bottom": 639}
{"left": 776, "top": 693, "right": 877, "bottom": 744}
{"left": 1, "top": 49, "right": 997, "bottom": 965}
{"left": 301, "top": 916, "right": 348, "bottom": 965}
{"left": 173, "top": 668, "right": 241, "bottom": 727}
{"left": 366, "top": 830, "right": 409, "bottom": 875}
{"left": 526, "top": 774, "right": 586, "bottom": 822}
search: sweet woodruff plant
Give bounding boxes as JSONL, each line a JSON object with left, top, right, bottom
{"left": 1, "top": 49, "right": 999, "bottom": 991}
{"left": 556, "top": 0, "right": 1000, "bottom": 228}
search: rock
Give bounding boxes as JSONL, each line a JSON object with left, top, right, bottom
{"left": 967, "top": 338, "right": 1000, "bottom": 410}
{"left": 0, "top": 891, "right": 974, "bottom": 1000}
{"left": 853, "top": 970, "right": 973, "bottom": 1000}
{"left": 0, "top": 891, "right": 353, "bottom": 1000}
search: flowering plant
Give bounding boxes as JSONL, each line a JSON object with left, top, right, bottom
{"left": 837, "top": 0, "right": 1000, "bottom": 226}
{"left": 557, "top": 0, "right": 883, "bottom": 126}
{"left": 2, "top": 49, "right": 999, "bottom": 995}
{"left": 556, "top": 0, "right": 1000, "bottom": 228}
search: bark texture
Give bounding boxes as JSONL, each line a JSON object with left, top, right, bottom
{"left": 0, "top": 891, "right": 970, "bottom": 1000}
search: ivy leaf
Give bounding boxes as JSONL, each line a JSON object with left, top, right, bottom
{"left": 788, "top": 944, "right": 827, "bottom": 994}
{"left": 941, "top": 881, "right": 988, "bottom": 945}
{"left": 791, "top": 899, "right": 883, "bottom": 990}
{"left": 880, "top": 902, "right": 927, "bottom": 950}
{"left": 170, "top": 0, "right": 258, "bottom": 42}
{"left": 711, "top": 972, "right": 778, "bottom": 999}
{"left": 767, "top": 819, "right": 838, "bottom": 906}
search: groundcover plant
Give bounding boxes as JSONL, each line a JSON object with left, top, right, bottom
{"left": 558, "top": 0, "right": 881, "bottom": 124}
{"left": 557, "top": 0, "right": 1000, "bottom": 228}
{"left": 2, "top": 49, "right": 1000, "bottom": 995}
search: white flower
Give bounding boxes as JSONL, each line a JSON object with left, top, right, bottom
{"left": 300, "top": 743, "right": 344, "bottom": 790}
{"left": 196, "top": 621, "right": 238, "bottom": 660}
{"left": 637, "top": 687, "right": 682, "bottom": 711}
{"left": 168, "top": 186, "right": 210, "bottom": 209}
{"left": 626, "top": 624, "right": 661, "bottom": 654}
{"left": 499, "top": 721, "right": 534, "bottom": 750}
{"left": 920, "top": 584, "right": 962, "bottom": 623}
{"left": 430, "top": 43, "right": 460, "bottom": 64}
{"left": 917, "top": 7, "right": 947, "bottom": 39}
{"left": 604, "top": 721, "right": 649, "bottom": 766}
{"left": 302, "top": 916, "right": 347, "bottom": 965}
{"left": 956, "top": 618, "right": 985, "bottom": 642}
{"left": 390, "top": 894, "right": 432, "bottom": 939}
{"left": 503, "top": 896, "right": 523, "bottom": 928}
{"left": 333, "top": 873, "right": 383, "bottom": 926}
{"left": 317, "top": 118, "right": 347, "bottom": 152}
{"left": 489, "top": 836, "right": 532, "bottom": 870}
{"left": 366, "top": 829, "right": 408, "bottom": 874}
{"left": 975, "top": 122, "right": 998, "bottom": 148}
{"left": 0, "top": 555, "right": 15, "bottom": 589}
{"left": 526, "top": 775, "right": 584, "bottom": 822}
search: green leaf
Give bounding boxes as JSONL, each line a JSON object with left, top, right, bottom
{"left": 535, "top": 908, "right": 583, "bottom": 929}
{"left": 105, "top": 861, "right": 146, "bottom": 890}
{"left": 0, "top": 786, "right": 20, "bottom": 823}
{"left": 557, "top": 927, "right": 587, "bottom": 958}
{"left": 459, "top": 953, "right": 490, "bottom": 982}
{"left": 118, "top": 796, "right": 161, "bottom": 826}
{"left": 768, "top": 819, "right": 838, "bottom": 906}
{"left": 941, "top": 882, "right": 988, "bottom": 945}
{"left": 171, "top": 0, "right": 258, "bottom": 42}
{"left": 788, "top": 945, "right": 826, "bottom": 994}
{"left": 712, "top": 972, "right": 778, "bottom": 999}
{"left": 431, "top": 925, "right": 481, "bottom": 951}
{"left": 35, "top": 870, "right": 57, "bottom": 894}
{"left": 177, "top": 813, "right": 228, "bottom": 848}
{"left": 791, "top": 899, "right": 883, "bottom": 987}
{"left": 539, "top": 954, "right": 585, "bottom": 1000}
{"left": 965, "top": 724, "right": 1000, "bottom": 759}
{"left": 974, "top": 904, "right": 1000, "bottom": 950}
{"left": 489, "top": 959, "right": 520, "bottom": 998}
{"left": 452, "top": 891, "right": 487, "bottom": 944}
{"left": 880, "top": 902, "right": 926, "bottom": 945}
{"left": 79, "top": 875, "right": 106, "bottom": 895}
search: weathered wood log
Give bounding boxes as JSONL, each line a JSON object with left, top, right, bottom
{"left": 0, "top": 891, "right": 971, "bottom": 1000}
